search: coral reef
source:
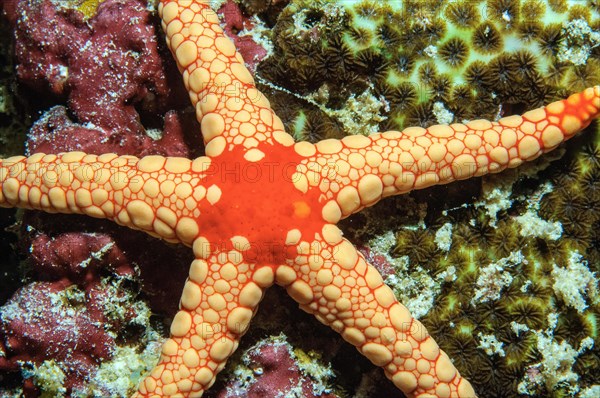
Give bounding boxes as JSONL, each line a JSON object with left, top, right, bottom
{"left": 0, "top": 0, "right": 599, "bottom": 397}
{"left": 258, "top": 0, "right": 600, "bottom": 138}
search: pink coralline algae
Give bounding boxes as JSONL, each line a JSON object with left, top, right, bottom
{"left": 26, "top": 105, "right": 198, "bottom": 160}
{"left": 218, "top": 0, "right": 269, "bottom": 73}
{"left": 15, "top": 0, "right": 162, "bottom": 136}
{"left": 208, "top": 336, "right": 339, "bottom": 398}
{"left": 28, "top": 228, "right": 131, "bottom": 283}
{"left": 0, "top": 208, "right": 194, "bottom": 396}
{"left": 1, "top": 281, "right": 115, "bottom": 394}
{"left": 9, "top": 0, "right": 201, "bottom": 157}
{"left": 22, "top": 210, "right": 191, "bottom": 316}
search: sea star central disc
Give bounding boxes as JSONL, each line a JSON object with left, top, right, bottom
{"left": 196, "top": 144, "right": 323, "bottom": 265}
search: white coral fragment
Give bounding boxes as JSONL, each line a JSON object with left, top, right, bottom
{"left": 471, "top": 251, "right": 525, "bottom": 305}
{"left": 514, "top": 210, "right": 562, "bottom": 240}
{"left": 551, "top": 251, "right": 599, "bottom": 313}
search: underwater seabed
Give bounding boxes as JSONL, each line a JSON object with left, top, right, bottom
{"left": 0, "top": 0, "right": 599, "bottom": 397}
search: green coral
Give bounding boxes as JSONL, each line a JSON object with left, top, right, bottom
{"left": 256, "top": 0, "right": 600, "bottom": 139}
{"left": 239, "top": 0, "right": 272, "bottom": 15}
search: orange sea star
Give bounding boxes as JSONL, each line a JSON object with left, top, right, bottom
{"left": 1, "top": 1, "right": 600, "bottom": 397}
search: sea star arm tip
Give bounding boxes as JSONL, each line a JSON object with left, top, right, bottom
{"left": 0, "top": 152, "right": 212, "bottom": 245}
{"left": 135, "top": 248, "right": 269, "bottom": 397}
{"left": 286, "top": 229, "right": 477, "bottom": 397}
{"left": 297, "top": 85, "right": 600, "bottom": 219}
{"left": 159, "top": 0, "right": 287, "bottom": 152}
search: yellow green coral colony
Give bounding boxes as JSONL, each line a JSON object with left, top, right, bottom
{"left": 259, "top": 0, "right": 600, "bottom": 136}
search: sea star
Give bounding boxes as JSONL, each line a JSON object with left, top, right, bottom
{"left": 1, "top": 1, "right": 599, "bottom": 397}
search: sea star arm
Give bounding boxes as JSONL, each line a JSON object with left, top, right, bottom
{"left": 283, "top": 224, "right": 476, "bottom": 398}
{"left": 159, "top": 0, "right": 292, "bottom": 153}
{"left": 135, "top": 244, "right": 270, "bottom": 397}
{"left": 0, "top": 152, "right": 212, "bottom": 245}
{"left": 292, "top": 86, "right": 600, "bottom": 219}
